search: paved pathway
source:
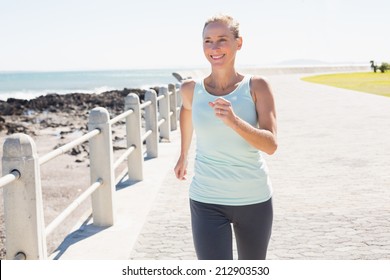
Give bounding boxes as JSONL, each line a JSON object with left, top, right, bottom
{"left": 129, "top": 73, "right": 390, "bottom": 260}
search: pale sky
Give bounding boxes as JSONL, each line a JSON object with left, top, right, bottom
{"left": 0, "top": 0, "right": 389, "bottom": 71}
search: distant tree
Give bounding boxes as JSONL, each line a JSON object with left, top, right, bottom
{"left": 378, "top": 62, "right": 390, "bottom": 73}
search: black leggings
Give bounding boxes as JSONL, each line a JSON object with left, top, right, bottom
{"left": 190, "top": 198, "right": 273, "bottom": 260}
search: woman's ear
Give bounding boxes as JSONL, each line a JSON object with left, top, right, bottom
{"left": 236, "top": 37, "right": 243, "bottom": 50}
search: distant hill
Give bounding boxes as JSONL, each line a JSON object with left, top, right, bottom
{"left": 277, "top": 59, "right": 330, "bottom": 66}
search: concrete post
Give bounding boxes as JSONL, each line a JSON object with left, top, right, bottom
{"left": 2, "top": 133, "right": 47, "bottom": 259}
{"left": 159, "top": 86, "right": 170, "bottom": 141}
{"left": 88, "top": 107, "right": 115, "bottom": 226}
{"left": 168, "top": 84, "right": 177, "bottom": 131}
{"left": 144, "top": 89, "right": 158, "bottom": 158}
{"left": 125, "top": 93, "right": 143, "bottom": 181}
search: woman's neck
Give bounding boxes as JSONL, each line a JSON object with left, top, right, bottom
{"left": 207, "top": 68, "right": 242, "bottom": 91}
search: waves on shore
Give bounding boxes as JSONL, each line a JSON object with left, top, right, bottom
{"left": 0, "top": 87, "right": 119, "bottom": 101}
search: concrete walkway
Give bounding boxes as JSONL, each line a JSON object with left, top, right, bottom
{"left": 53, "top": 73, "right": 390, "bottom": 260}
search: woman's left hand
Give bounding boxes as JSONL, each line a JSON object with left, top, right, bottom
{"left": 209, "top": 97, "right": 236, "bottom": 127}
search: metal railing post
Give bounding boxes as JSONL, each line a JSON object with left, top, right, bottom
{"left": 144, "top": 89, "right": 158, "bottom": 158}
{"left": 159, "top": 86, "right": 170, "bottom": 141}
{"left": 2, "top": 133, "right": 47, "bottom": 259}
{"left": 168, "top": 83, "right": 177, "bottom": 131}
{"left": 88, "top": 107, "right": 115, "bottom": 226}
{"left": 125, "top": 93, "right": 143, "bottom": 180}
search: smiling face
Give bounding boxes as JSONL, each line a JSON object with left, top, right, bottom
{"left": 202, "top": 21, "right": 242, "bottom": 68}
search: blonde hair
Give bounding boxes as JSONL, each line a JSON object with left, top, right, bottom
{"left": 203, "top": 14, "right": 240, "bottom": 39}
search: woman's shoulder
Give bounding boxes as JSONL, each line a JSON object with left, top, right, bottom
{"left": 248, "top": 75, "right": 272, "bottom": 94}
{"left": 247, "top": 75, "right": 274, "bottom": 103}
{"left": 180, "top": 79, "right": 197, "bottom": 95}
{"left": 181, "top": 79, "right": 196, "bottom": 89}
{"left": 248, "top": 75, "right": 270, "bottom": 89}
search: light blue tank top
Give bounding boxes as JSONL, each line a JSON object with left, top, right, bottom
{"left": 190, "top": 75, "right": 272, "bottom": 206}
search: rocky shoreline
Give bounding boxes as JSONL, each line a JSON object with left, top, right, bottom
{"left": 0, "top": 87, "right": 159, "bottom": 135}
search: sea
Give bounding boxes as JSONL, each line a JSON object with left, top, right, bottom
{"left": 0, "top": 68, "right": 191, "bottom": 101}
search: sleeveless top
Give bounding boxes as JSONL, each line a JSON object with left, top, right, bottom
{"left": 190, "top": 75, "right": 273, "bottom": 206}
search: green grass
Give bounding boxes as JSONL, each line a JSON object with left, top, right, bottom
{"left": 301, "top": 72, "right": 390, "bottom": 98}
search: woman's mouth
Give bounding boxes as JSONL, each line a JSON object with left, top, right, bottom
{"left": 210, "top": 54, "right": 225, "bottom": 60}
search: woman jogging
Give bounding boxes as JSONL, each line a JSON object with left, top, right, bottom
{"left": 174, "top": 14, "right": 277, "bottom": 260}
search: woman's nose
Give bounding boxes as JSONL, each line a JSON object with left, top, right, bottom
{"left": 211, "top": 42, "right": 220, "bottom": 50}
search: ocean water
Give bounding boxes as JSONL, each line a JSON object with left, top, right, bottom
{"left": 0, "top": 69, "right": 183, "bottom": 101}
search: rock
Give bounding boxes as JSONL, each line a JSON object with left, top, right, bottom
{"left": 70, "top": 147, "right": 82, "bottom": 156}
{"left": 5, "top": 122, "right": 31, "bottom": 135}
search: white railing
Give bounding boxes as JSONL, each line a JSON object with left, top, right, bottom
{"left": 0, "top": 83, "right": 181, "bottom": 260}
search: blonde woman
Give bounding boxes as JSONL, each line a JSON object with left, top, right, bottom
{"left": 174, "top": 14, "right": 277, "bottom": 260}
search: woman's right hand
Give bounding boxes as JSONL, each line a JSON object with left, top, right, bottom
{"left": 174, "top": 154, "right": 188, "bottom": 180}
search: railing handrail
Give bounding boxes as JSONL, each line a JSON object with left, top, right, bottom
{"left": 0, "top": 83, "right": 181, "bottom": 260}
{"left": 109, "top": 108, "right": 134, "bottom": 126}
{"left": 45, "top": 178, "right": 103, "bottom": 237}
{"left": 39, "top": 129, "right": 101, "bottom": 165}
{"left": 140, "top": 100, "right": 152, "bottom": 109}
{"left": 0, "top": 170, "right": 21, "bottom": 189}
